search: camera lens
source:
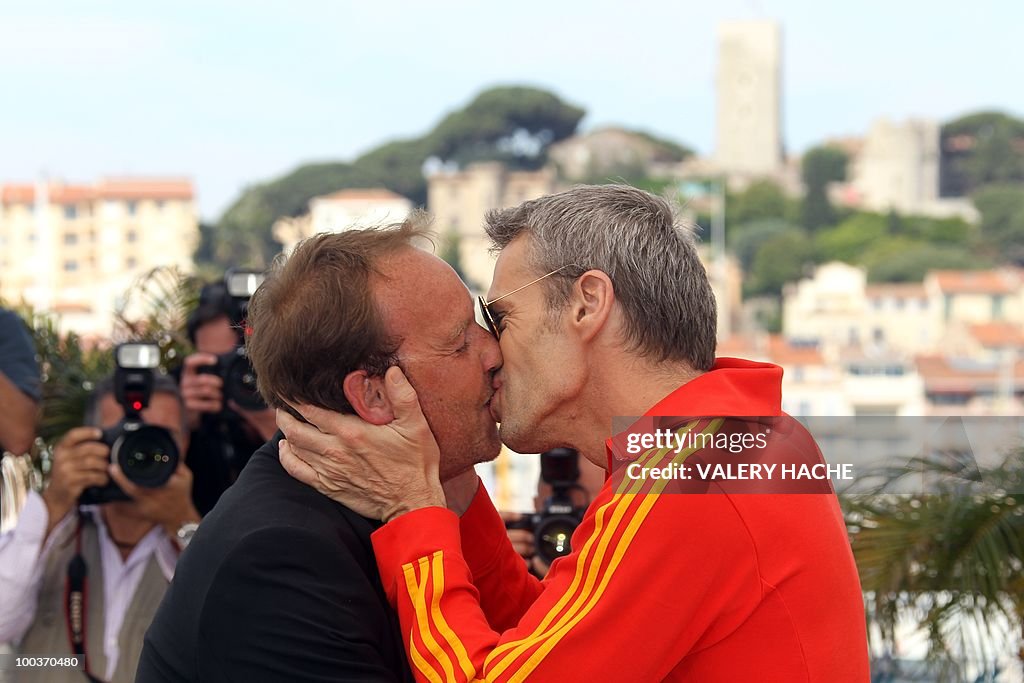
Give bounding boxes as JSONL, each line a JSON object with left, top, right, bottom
{"left": 225, "top": 352, "right": 265, "bottom": 411}
{"left": 113, "top": 425, "right": 179, "bottom": 488}
{"left": 534, "top": 514, "right": 579, "bottom": 565}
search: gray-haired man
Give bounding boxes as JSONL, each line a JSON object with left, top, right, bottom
{"left": 278, "top": 185, "right": 871, "bottom": 682}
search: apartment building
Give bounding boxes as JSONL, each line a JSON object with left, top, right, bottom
{"left": 0, "top": 178, "right": 198, "bottom": 336}
{"left": 427, "top": 162, "right": 557, "bottom": 292}
{"left": 273, "top": 188, "right": 413, "bottom": 255}
{"left": 783, "top": 262, "right": 1024, "bottom": 356}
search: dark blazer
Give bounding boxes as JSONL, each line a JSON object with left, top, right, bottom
{"left": 136, "top": 434, "right": 413, "bottom": 682}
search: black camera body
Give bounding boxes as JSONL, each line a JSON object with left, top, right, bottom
{"left": 79, "top": 343, "right": 180, "bottom": 505}
{"left": 196, "top": 269, "right": 266, "bottom": 412}
{"left": 507, "top": 448, "right": 587, "bottom": 566}
{"left": 197, "top": 344, "right": 263, "bottom": 412}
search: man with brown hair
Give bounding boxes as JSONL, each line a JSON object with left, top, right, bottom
{"left": 276, "top": 185, "right": 870, "bottom": 681}
{"left": 136, "top": 215, "right": 503, "bottom": 682}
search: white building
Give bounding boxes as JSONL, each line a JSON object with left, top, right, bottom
{"left": 852, "top": 118, "right": 939, "bottom": 213}
{"left": 273, "top": 188, "right": 413, "bottom": 255}
{"left": 427, "top": 162, "right": 557, "bottom": 292}
{"left": 718, "top": 334, "right": 924, "bottom": 416}
{"left": 843, "top": 118, "right": 979, "bottom": 222}
{"left": 782, "top": 263, "right": 1024, "bottom": 358}
{"left": 715, "top": 20, "right": 783, "bottom": 177}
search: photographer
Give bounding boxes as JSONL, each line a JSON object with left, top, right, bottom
{"left": 180, "top": 277, "right": 274, "bottom": 515}
{"left": 0, "top": 362, "right": 197, "bottom": 683}
{"left": 503, "top": 448, "right": 604, "bottom": 577}
{"left": 0, "top": 307, "right": 40, "bottom": 457}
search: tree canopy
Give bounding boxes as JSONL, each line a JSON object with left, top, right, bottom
{"left": 800, "top": 145, "right": 848, "bottom": 231}
{"left": 427, "top": 87, "right": 584, "bottom": 166}
{"left": 206, "top": 86, "right": 586, "bottom": 269}
{"left": 941, "top": 110, "right": 1024, "bottom": 197}
{"left": 973, "top": 184, "right": 1024, "bottom": 264}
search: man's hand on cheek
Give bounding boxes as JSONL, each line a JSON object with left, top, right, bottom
{"left": 276, "top": 366, "right": 446, "bottom": 522}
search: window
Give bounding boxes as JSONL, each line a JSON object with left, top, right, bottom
{"left": 63, "top": 233, "right": 78, "bottom": 245}
{"left": 126, "top": 257, "right": 138, "bottom": 269}
{"left": 127, "top": 201, "right": 137, "bottom": 216}
{"left": 927, "top": 392, "right": 970, "bottom": 406}
{"left": 64, "top": 204, "right": 77, "bottom": 220}
{"left": 993, "top": 295, "right": 1004, "bottom": 319}
{"left": 155, "top": 200, "right": 165, "bottom": 210}
{"left": 127, "top": 230, "right": 138, "bottom": 243}
{"left": 63, "top": 260, "right": 78, "bottom": 272}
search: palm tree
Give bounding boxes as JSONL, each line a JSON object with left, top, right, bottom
{"left": 4, "top": 266, "right": 199, "bottom": 472}
{"left": 844, "top": 451, "right": 1024, "bottom": 678}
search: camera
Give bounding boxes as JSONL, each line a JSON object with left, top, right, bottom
{"left": 80, "top": 343, "right": 181, "bottom": 504}
{"left": 506, "top": 448, "right": 588, "bottom": 566}
{"left": 197, "top": 269, "right": 266, "bottom": 412}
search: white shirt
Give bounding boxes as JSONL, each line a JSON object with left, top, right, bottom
{"left": 0, "top": 491, "right": 179, "bottom": 681}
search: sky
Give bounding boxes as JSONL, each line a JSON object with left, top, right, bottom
{"left": 1, "top": 0, "right": 1022, "bottom": 221}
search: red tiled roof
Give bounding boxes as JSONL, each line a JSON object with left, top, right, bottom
{"left": 931, "top": 270, "right": 1018, "bottom": 295}
{"left": 767, "top": 335, "right": 824, "bottom": 366}
{"left": 96, "top": 178, "right": 193, "bottom": 200}
{"left": 717, "top": 334, "right": 759, "bottom": 357}
{"left": 717, "top": 334, "right": 824, "bottom": 367}
{"left": 1, "top": 184, "right": 35, "bottom": 203}
{"left": 968, "top": 322, "right": 1024, "bottom": 348}
{"left": 915, "top": 354, "right": 1024, "bottom": 391}
{"left": 2, "top": 179, "right": 193, "bottom": 205}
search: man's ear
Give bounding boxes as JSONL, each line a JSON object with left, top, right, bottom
{"left": 570, "top": 270, "right": 615, "bottom": 342}
{"left": 342, "top": 370, "right": 395, "bottom": 425}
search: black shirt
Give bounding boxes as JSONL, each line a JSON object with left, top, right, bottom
{"left": 136, "top": 435, "right": 413, "bottom": 682}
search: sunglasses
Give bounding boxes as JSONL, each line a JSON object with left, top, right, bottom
{"left": 477, "top": 265, "right": 577, "bottom": 340}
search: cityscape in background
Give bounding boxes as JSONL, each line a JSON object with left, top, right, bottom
{"left": 2, "top": 19, "right": 1021, "bottom": 423}
{"left": 3, "top": 11, "right": 1024, "bottom": 680}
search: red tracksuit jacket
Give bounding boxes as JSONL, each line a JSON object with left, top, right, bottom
{"left": 371, "top": 358, "right": 871, "bottom": 681}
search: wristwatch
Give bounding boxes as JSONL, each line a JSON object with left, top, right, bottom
{"left": 175, "top": 522, "right": 200, "bottom": 550}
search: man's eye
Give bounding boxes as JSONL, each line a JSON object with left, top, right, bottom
{"left": 454, "top": 336, "right": 471, "bottom": 355}
{"left": 493, "top": 312, "right": 507, "bottom": 330}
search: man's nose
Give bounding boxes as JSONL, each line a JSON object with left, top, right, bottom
{"left": 477, "top": 324, "right": 503, "bottom": 374}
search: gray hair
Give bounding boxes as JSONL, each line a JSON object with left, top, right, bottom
{"left": 484, "top": 184, "right": 717, "bottom": 370}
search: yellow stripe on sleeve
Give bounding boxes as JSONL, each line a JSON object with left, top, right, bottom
{"left": 429, "top": 550, "right": 475, "bottom": 680}
{"left": 488, "top": 419, "right": 721, "bottom": 679}
{"left": 403, "top": 558, "right": 455, "bottom": 682}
